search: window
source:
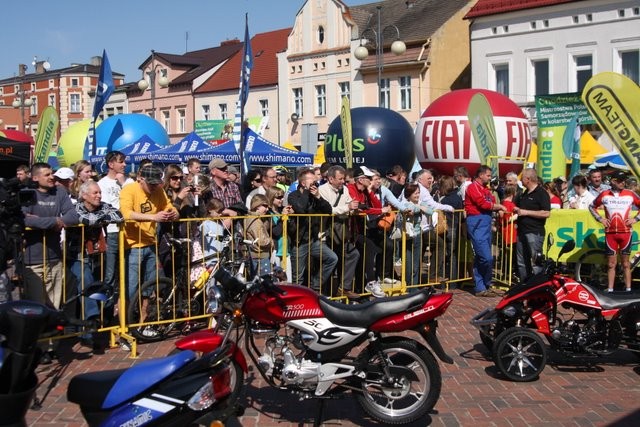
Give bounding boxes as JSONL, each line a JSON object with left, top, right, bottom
{"left": 491, "top": 27, "right": 497, "bottom": 34}
{"left": 337, "top": 59, "right": 342, "bottom": 67}
{"left": 30, "top": 97, "right": 37, "bottom": 116}
{"left": 71, "top": 78, "right": 79, "bottom": 87}
{"left": 503, "top": 25, "right": 509, "bottom": 33}
{"left": 70, "top": 93, "right": 81, "bottom": 113}
{"left": 0, "top": 87, "right": 3, "bottom": 95}
{"left": 586, "top": 14, "right": 593, "bottom": 22}
{"left": 575, "top": 55, "right": 593, "bottom": 92}
{"left": 219, "top": 103, "right": 227, "bottom": 120}
{"left": 49, "top": 79, "right": 55, "bottom": 89}
{"left": 399, "top": 76, "right": 411, "bottom": 110}
{"left": 105, "top": 107, "right": 115, "bottom": 118}
{"left": 177, "top": 109, "right": 186, "bottom": 133}
{"left": 293, "top": 88, "right": 303, "bottom": 117}
{"left": 116, "top": 106, "right": 124, "bottom": 115}
{"left": 315, "top": 85, "right": 326, "bottom": 116}
{"left": 48, "top": 94, "right": 55, "bottom": 106}
{"left": 543, "top": 20, "right": 549, "bottom": 28}
{"left": 0, "top": 100, "right": 3, "bottom": 106}
{"left": 379, "top": 78, "right": 390, "bottom": 108}
{"left": 339, "top": 82, "right": 350, "bottom": 101}
{"left": 618, "top": 9, "right": 625, "bottom": 18}
{"left": 202, "top": 104, "right": 210, "bottom": 120}
{"left": 31, "top": 82, "right": 36, "bottom": 91}
{"left": 494, "top": 64, "right": 510, "bottom": 96}
{"left": 163, "top": 110, "right": 171, "bottom": 132}
{"left": 530, "top": 21, "right": 537, "bottom": 29}
{"left": 533, "top": 59, "right": 549, "bottom": 95}
{"left": 621, "top": 50, "right": 639, "bottom": 84}
{"left": 634, "top": 7, "right": 639, "bottom": 15}
{"left": 259, "top": 99, "right": 269, "bottom": 117}
{"left": 572, "top": 16, "right": 579, "bottom": 24}
{"left": 318, "top": 26, "right": 325, "bottom": 44}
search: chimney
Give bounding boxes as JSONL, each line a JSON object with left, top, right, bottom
{"left": 35, "top": 61, "right": 46, "bottom": 74}
{"left": 90, "top": 56, "right": 102, "bottom": 66}
{"left": 220, "top": 38, "right": 241, "bottom": 46}
{"left": 18, "top": 64, "right": 27, "bottom": 77}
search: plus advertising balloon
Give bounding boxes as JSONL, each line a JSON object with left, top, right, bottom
{"left": 325, "top": 107, "right": 415, "bottom": 173}
{"left": 95, "top": 114, "right": 170, "bottom": 156}
{"left": 415, "top": 89, "right": 531, "bottom": 176}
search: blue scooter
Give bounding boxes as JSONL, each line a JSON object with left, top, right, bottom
{"left": 0, "top": 287, "right": 242, "bottom": 427}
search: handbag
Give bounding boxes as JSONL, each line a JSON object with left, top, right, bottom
{"left": 377, "top": 211, "right": 397, "bottom": 232}
{"left": 85, "top": 230, "right": 107, "bottom": 255}
{"left": 433, "top": 210, "right": 448, "bottom": 236}
{"left": 390, "top": 218, "right": 417, "bottom": 240}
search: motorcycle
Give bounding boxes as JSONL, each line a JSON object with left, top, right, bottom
{"left": 471, "top": 237, "right": 640, "bottom": 382}
{"left": 174, "top": 267, "right": 454, "bottom": 425}
{"left": 0, "top": 285, "right": 241, "bottom": 427}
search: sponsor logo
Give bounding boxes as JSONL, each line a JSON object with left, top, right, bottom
{"left": 578, "top": 291, "right": 590, "bottom": 302}
{"left": 120, "top": 410, "right": 152, "bottom": 427}
{"left": 403, "top": 305, "right": 435, "bottom": 320}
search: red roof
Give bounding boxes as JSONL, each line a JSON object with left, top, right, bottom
{"left": 465, "top": 0, "right": 580, "bottom": 19}
{"left": 195, "top": 28, "right": 291, "bottom": 93}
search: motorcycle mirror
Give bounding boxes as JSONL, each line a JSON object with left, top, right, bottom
{"left": 558, "top": 239, "right": 576, "bottom": 257}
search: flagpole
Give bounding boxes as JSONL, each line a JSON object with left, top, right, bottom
{"left": 233, "top": 13, "right": 253, "bottom": 185}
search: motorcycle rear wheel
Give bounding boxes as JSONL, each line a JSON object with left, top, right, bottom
{"left": 356, "top": 339, "right": 441, "bottom": 424}
{"left": 493, "top": 328, "right": 547, "bottom": 382}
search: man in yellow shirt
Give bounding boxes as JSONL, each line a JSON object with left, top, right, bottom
{"left": 119, "top": 165, "right": 178, "bottom": 330}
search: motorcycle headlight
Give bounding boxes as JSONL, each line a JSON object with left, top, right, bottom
{"left": 502, "top": 304, "right": 521, "bottom": 318}
{"left": 206, "top": 284, "right": 224, "bottom": 315}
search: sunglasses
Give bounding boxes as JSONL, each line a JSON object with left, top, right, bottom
{"left": 253, "top": 178, "right": 262, "bottom": 183}
{"left": 275, "top": 195, "right": 284, "bottom": 199}
{"left": 217, "top": 167, "right": 228, "bottom": 172}
{"left": 260, "top": 204, "right": 270, "bottom": 208}
{"left": 170, "top": 175, "right": 184, "bottom": 181}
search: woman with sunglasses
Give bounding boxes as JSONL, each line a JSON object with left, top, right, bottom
{"left": 244, "top": 194, "right": 274, "bottom": 276}
{"left": 241, "top": 169, "right": 262, "bottom": 200}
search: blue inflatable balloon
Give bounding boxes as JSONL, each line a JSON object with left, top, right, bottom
{"left": 324, "top": 107, "right": 415, "bottom": 174}
{"left": 95, "top": 114, "right": 169, "bottom": 156}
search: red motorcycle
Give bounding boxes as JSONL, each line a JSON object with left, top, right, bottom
{"left": 472, "top": 237, "right": 640, "bottom": 382}
{"left": 174, "top": 268, "right": 454, "bottom": 425}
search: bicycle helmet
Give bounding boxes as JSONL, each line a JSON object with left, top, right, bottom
{"left": 273, "top": 165, "right": 288, "bottom": 175}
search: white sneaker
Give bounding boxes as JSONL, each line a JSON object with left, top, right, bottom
{"left": 141, "top": 326, "right": 159, "bottom": 338}
{"left": 383, "top": 278, "right": 398, "bottom": 284}
{"left": 365, "top": 281, "right": 385, "bottom": 298}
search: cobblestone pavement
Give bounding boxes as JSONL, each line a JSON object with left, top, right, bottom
{"left": 25, "top": 288, "right": 640, "bottom": 427}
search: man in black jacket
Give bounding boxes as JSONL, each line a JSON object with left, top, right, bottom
{"left": 288, "top": 168, "right": 338, "bottom": 294}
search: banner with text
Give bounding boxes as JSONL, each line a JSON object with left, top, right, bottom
{"left": 535, "top": 93, "right": 595, "bottom": 182}
{"left": 581, "top": 72, "right": 640, "bottom": 179}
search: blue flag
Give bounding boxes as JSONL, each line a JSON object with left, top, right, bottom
{"left": 84, "top": 50, "right": 115, "bottom": 158}
{"left": 233, "top": 14, "right": 253, "bottom": 181}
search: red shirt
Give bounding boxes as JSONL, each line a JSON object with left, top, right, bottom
{"left": 346, "top": 183, "right": 383, "bottom": 215}
{"left": 590, "top": 188, "right": 640, "bottom": 233}
{"left": 464, "top": 179, "right": 495, "bottom": 216}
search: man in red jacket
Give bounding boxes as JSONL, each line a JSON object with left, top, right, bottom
{"left": 464, "top": 165, "right": 506, "bottom": 297}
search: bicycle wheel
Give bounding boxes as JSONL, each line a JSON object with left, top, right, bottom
{"left": 127, "top": 277, "right": 174, "bottom": 342}
{"left": 574, "top": 250, "right": 611, "bottom": 287}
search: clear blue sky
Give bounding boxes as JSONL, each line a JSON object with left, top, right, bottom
{"left": 1, "top": 0, "right": 372, "bottom": 83}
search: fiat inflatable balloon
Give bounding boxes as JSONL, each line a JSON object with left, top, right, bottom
{"left": 415, "top": 89, "right": 531, "bottom": 176}
{"left": 325, "top": 107, "right": 415, "bottom": 173}
{"left": 95, "top": 114, "right": 169, "bottom": 156}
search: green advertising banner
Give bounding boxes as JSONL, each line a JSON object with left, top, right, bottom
{"left": 535, "top": 93, "right": 595, "bottom": 182}
{"left": 33, "top": 106, "right": 59, "bottom": 163}
{"left": 467, "top": 93, "right": 498, "bottom": 172}
{"left": 195, "top": 117, "right": 266, "bottom": 142}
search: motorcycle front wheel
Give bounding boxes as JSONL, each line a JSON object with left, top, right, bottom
{"left": 493, "top": 327, "right": 547, "bottom": 382}
{"left": 128, "top": 278, "right": 174, "bottom": 342}
{"left": 356, "top": 339, "right": 441, "bottom": 424}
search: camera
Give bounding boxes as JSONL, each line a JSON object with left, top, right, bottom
{"left": 0, "top": 178, "right": 36, "bottom": 270}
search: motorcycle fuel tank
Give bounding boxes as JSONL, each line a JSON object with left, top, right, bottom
{"left": 244, "top": 285, "right": 322, "bottom": 325}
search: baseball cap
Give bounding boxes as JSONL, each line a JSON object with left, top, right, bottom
{"left": 139, "top": 165, "right": 164, "bottom": 185}
{"left": 353, "top": 166, "right": 375, "bottom": 179}
{"left": 610, "top": 170, "right": 628, "bottom": 182}
{"left": 54, "top": 167, "right": 75, "bottom": 180}
{"left": 208, "top": 158, "right": 228, "bottom": 170}
{"left": 227, "top": 165, "right": 239, "bottom": 175}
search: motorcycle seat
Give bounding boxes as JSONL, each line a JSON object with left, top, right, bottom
{"left": 318, "top": 290, "right": 431, "bottom": 328}
{"left": 67, "top": 349, "right": 196, "bottom": 410}
{"left": 583, "top": 284, "right": 640, "bottom": 310}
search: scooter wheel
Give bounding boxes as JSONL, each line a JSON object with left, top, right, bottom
{"left": 493, "top": 328, "right": 547, "bottom": 382}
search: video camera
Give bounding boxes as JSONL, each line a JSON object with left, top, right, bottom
{"left": 0, "top": 178, "right": 37, "bottom": 271}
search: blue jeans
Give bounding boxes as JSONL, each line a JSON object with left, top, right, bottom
{"left": 104, "top": 233, "right": 119, "bottom": 292}
{"left": 69, "top": 257, "right": 100, "bottom": 320}
{"left": 405, "top": 233, "right": 423, "bottom": 286}
{"left": 466, "top": 214, "right": 493, "bottom": 293}
{"left": 517, "top": 232, "right": 544, "bottom": 281}
{"left": 126, "top": 246, "right": 161, "bottom": 300}
{"left": 290, "top": 240, "right": 338, "bottom": 290}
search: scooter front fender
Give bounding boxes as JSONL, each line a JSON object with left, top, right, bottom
{"left": 175, "top": 330, "right": 248, "bottom": 373}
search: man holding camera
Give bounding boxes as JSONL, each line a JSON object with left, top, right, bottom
{"left": 288, "top": 168, "right": 338, "bottom": 294}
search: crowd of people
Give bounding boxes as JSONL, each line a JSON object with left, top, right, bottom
{"left": 6, "top": 151, "right": 638, "bottom": 359}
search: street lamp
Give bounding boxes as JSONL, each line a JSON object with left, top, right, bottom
{"left": 11, "top": 82, "right": 33, "bottom": 133}
{"left": 353, "top": 5, "right": 406, "bottom": 106}
{"left": 137, "top": 50, "right": 169, "bottom": 119}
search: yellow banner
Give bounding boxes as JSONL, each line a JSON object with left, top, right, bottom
{"left": 582, "top": 72, "right": 640, "bottom": 178}
{"left": 33, "top": 106, "right": 59, "bottom": 163}
{"left": 340, "top": 96, "right": 353, "bottom": 169}
{"left": 467, "top": 93, "right": 498, "bottom": 168}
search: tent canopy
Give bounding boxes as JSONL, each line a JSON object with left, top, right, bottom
{"left": 89, "top": 134, "right": 164, "bottom": 164}
{"left": 145, "top": 132, "right": 214, "bottom": 163}
{"left": 199, "top": 129, "right": 314, "bottom": 166}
